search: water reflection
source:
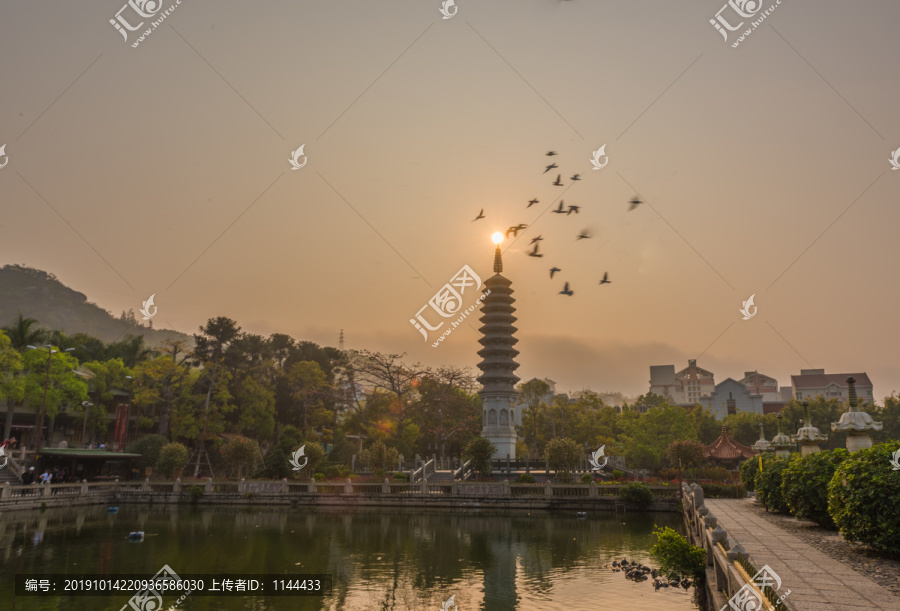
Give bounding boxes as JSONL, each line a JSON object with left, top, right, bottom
{"left": 0, "top": 505, "right": 697, "bottom": 610}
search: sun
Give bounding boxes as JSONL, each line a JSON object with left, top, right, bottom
{"left": 491, "top": 232, "right": 504, "bottom": 245}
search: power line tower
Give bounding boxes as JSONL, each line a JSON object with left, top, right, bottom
{"left": 339, "top": 329, "right": 344, "bottom": 351}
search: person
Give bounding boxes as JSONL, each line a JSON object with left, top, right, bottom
{"left": 99, "top": 443, "right": 106, "bottom": 450}
{"left": 40, "top": 470, "right": 52, "bottom": 485}
{"left": 21, "top": 467, "right": 34, "bottom": 485}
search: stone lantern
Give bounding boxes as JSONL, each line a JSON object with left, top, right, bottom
{"left": 831, "top": 377, "right": 882, "bottom": 452}
{"left": 792, "top": 401, "right": 828, "bottom": 456}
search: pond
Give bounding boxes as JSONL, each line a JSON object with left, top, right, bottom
{"left": 0, "top": 504, "right": 698, "bottom": 610}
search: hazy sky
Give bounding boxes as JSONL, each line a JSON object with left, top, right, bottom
{"left": 2, "top": 1, "right": 899, "bottom": 400}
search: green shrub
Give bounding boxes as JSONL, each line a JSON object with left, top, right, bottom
{"left": 156, "top": 442, "right": 189, "bottom": 479}
{"left": 188, "top": 485, "right": 203, "bottom": 503}
{"left": 740, "top": 453, "right": 773, "bottom": 491}
{"left": 126, "top": 434, "right": 169, "bottom": 471}
{"left": 581, "top": 473, "right": 593, "bottom": 484}
{"left": 611, "top": 469, "right": 624, "bottom": 480}
{"left": 360, "top": 441, "right": 400, "bottom": 478}
{"left": 781, "top": 449, "right": 849, "bottom": 529}
{"left": 701, "top": 483, "right": 746, "bottom": 498}
{"left": 619, "top": 482, "right": 654, "bottom": 505}
{"left": 323, "top": 466, "right": 341, "bottom": 479}
{"left": 219, "top": 435, "right": 262, "bottom": 480}
{"left": 313, "top": 472, "right": 325, "bottom": 481}
{"left": 650, "top": 526, "right": 706, "bottom": 581}
{"left": 464, "top": 437, "right": 497, "bottom": 479}
{"left": 685, "top": 466, "right": 732, "bottom": 481}
{"left": 828, "top": 442, "right": 900, "bottom": 555}
{"left": 516, "top": 473, "right": 536, "bottom": 484}
{"left": 392, "top": 472, "right": 410, "bottom": 482}
{"left": 756, "top": 455, "right": 793, "bottom": 513}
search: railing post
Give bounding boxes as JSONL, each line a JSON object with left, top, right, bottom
{"left": 589, "top": 481, "right": 598, "bottom": 498}
{"left": 239, "top": 478, "right": 245, "bottom": 494}
{"left": 345, "top": 478, "right": 352, "bottom": 494}
{"left": 43, "top": 483, "right": 52, "bottom": 497}
{"left": 173, "top": 478, "right": 181, "bottom": 494}
{"left": 205, "top": 477, "right": 213, "bottom": 493}
{"left": 142, "top": 477, "right": 150, "bottom": 492}
{"left": 383, "top": 478, "right": 390, "bottom": 494}
{"left": 503, "top": 479, "right": 510, "bottom": 496}
{"left": 451, "top": 479, "right": 457, "bottom": 495}
{"left": 308, "top": 479, "right": 316, "bottom": 494}
{"left": 421, "top": 478, "right": 427, "bottom": 495}
{"left": 545, "top": 480, "right": 553, "bottom": 497}
{"left": 1, "top": 483, "right": 9, "bottom": 500}
{"left": 82, "top": 480, "right": 89, "bottom": 495}
{"left": 282, "top": 478, "right": 288, "bottom": 494}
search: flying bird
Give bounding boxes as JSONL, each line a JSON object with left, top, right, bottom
{"left": 553, "top": 174, "right": 563, "bottom": 186}
{"left": 544, "top": 163, "right": 558, "bottom": 174}
{"left": 552, "top": 200, "right": 567, "bottom": 214}
{"left": 472, "top": 208, "right": 485, "bottom": 221}
{"left": 528, "top": 198, "right": 539, "bottom": 207}
{"left": 598, "top": 272, "right": 611, "bottom": 285}
{"left": 570, "top": 174, "right": 581, "bottom": 181}
{"left": 550, "top": 267, "right": 561, "bottom": 279}
{"left": 567, "top": 204, "right": 580, "bottom": 215}
{"left": 576, "top": 230, "right": 591, "bottom": 240}
{"left": 546, "top": 151, "right": 558, "bottom": 156}
{"left": 528, "top": 243, "right": 543, "bottom": 257}
{"left": 506, "top": 224, "right": 528, "bottom": 238}
{"left": 530, "top": 235, "right": 543, "bottom": 244}
{"left": 559, "top": 282, "right": 574, "bottom": 296}
{"left": 629, "top": 196, "right": 643, "bottom": 211}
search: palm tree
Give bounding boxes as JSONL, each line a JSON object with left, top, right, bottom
{"left": 108, "top": 335, "right": 156, "bottom": 367}
{"left": 2, "top": 314, "right": 48, "bottom": 350}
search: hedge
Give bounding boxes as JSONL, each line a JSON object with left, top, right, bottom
{"left": 756, "top": 455, "right": 793, "bottom": 513}
{"left": 781, "top": 449, "right": 849, "bottom": 529}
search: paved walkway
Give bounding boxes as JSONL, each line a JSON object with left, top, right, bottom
{"left": 706, "top": 498, "right": 900, "bottom": 611}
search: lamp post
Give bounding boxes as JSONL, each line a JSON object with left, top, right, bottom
{"left": 26, "top": 344, "right": 75, "bottom": 450}
{"left": 80, "top": 401, "right": 92, "bottom": 447}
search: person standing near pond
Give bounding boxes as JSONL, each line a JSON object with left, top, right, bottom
{"left": 40, "top": 470, "right": 52, "bottom": 485}
{"left": 21, "top": 467, "right": 34, "bottom": 485}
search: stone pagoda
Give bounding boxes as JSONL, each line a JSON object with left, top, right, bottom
{"left": 771, "top": 415, "right": 794, "bottom": 457}
{"left": 832, "top": 376, "right": 882, "bottom": 452}
{"left": 792, "top": 401, "right": 828, "bottom": 456}
{"left": 752, "top": 422, "right": 773, "bottom": 454}
{"left": 476, "top": 239, "right": 521, "bottom": 459}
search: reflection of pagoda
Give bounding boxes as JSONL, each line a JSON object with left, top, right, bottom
{"left": 705, "top": 426, "right": 757, "bottom": 469}
{"left": 476, "top": 241, "right": 521, "bottom": 459}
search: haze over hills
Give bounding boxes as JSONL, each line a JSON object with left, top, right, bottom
{"left": 0, "top": 264, "right": 192, "bottom": 347}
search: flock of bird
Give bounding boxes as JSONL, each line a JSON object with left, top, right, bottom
{"left": 472, "top": 150, "right": 644, "bottom": 296}
{"left": 606, "top": 558, "right": 692, "bottom": 591}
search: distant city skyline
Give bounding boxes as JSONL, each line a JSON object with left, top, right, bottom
{"left": 2, "top": 1, "right": 899, "bottom": 401}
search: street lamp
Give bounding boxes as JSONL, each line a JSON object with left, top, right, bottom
{"left": 27, "top": 344, "right": 75, "bottom": 450}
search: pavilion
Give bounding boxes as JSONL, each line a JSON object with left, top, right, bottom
{"left": 705, "top": 425, "right": 757, "bottom": 470}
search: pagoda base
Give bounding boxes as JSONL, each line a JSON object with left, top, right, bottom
{"left": 481, "top": 426, "right": 516, "bottom": 460}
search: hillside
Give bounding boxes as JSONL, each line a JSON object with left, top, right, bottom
{"left": 0, "top": 264, "right": 192, "bottom": 347}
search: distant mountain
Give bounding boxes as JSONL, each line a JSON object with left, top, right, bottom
{"left": 0, "top": 264, "right": 192, "bottom": 347}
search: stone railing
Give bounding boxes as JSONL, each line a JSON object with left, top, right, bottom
{"left": 0, "top": 478, "right": 680, "bottom": 505}
{"left": 682, "top": 482, "right": 788, "bottom": 611}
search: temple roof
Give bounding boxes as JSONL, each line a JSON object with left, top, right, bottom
{"left": 706, "top": 425, "right": 757, "bottom": 461}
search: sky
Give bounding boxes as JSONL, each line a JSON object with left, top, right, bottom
{"left": 2, "top": 0, "right": 899, "bottom": 400}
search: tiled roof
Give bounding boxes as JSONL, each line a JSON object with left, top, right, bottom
{"left": 705, "top": 426, "right": 757, "bottom": 460}
{"left": 792, "top": 373, "right": 872, "bottom": 388}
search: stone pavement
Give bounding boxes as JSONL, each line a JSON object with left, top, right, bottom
{"left": 706, "top": 498, "right": 900, "bottom": 611}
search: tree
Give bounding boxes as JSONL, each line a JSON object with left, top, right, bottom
{"left": 132, "top": 355, "right": 193, "bottom": 437}
{"left": 359, "top": 440, "right": 399, "bottom": 478}
{"left": 618, "top": 405, "right": 696, "bottom": 471}
{"left": 220, "top": 435, "right": 262, "bottom": 479}
{"left": 689, "top": 405, "right": 722, "bottom": 444}
{"left": 667, "top": 439, "right": 706, "bottom": 470}
{"left": 417, "top": 366, "right": 480, "bottom": 458}
{"left": 650, "top": 526, "right": 706, "bottom": 582}
{"left": 464, "top": 437, "right": 496, "bottom": 479}
{"left": 126, "top": 434, "right": 169, "bottom": 472}
{"left": 156, "top": 442, "right": 190, "bottom": 478}
{"left": 21, "top": 346, "right": 88, "bottom": 447}
{"left": 0, "top": 330, "right": 24, "bottom": 441}
{"left": 1, "top": 314, "right": 48, "bottom": 351}
{"left": 287, "top": 361, "right": 331, "bottom": 436}
{"left": 545, "top": 437, "right": 582, "bottom": 482}
{"left": 353, "top": 351, "right": 426, "bottom": 445}
{"left": 518, "top": 379, "right": 550, "bottom": 458}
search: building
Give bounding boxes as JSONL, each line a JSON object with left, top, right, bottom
{"left": 648, "top": 359, "right": 715, "bottom": 406}
{"left": 699, "top": 378, "right": 764, "bottom": 420}
{"left": 791, "top": 369, "right": 874, "bottom": 404}
{"left": 738, "top": 371, "right": 780, "bottom": 403}
{"left": 476, "top": 241, "right": 521, "bottom": 459}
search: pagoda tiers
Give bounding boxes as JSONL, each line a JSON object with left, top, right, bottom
{"left": 476, "top": 243, "right": 521, "bottom": 459}
{"left": 705, "top": 425, "right": 757, "bottom": 469}
{"left": 832, "top": 376, "right": 882, "bottom": 452}
{"left": 793, "top": 401, "right": 828, "bottom": 456}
